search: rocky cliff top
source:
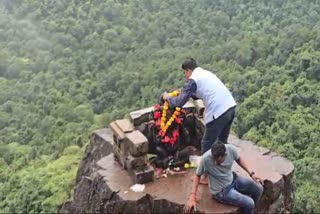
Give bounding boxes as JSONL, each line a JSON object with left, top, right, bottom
{"left": 60, "top": 128, "right": 294, "bottom": 214}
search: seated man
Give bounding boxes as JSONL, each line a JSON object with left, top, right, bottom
{"left": 185, "top": 142, "right": 264, "bottom": 214}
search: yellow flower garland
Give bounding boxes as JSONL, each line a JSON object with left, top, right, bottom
{"left": 161, "top": 90, "right": 181, "bottom": 133}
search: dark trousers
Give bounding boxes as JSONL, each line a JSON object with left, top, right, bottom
{"left": 202, "top": 106, "right": 236, "bottom": 154}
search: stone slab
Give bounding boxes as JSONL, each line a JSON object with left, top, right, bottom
{"left": 129, "top": 106, "right": 154, "bottom": 126}
{"left": 125, "top": 155, "right": 146, "bottom": 170}
{"left": 115, "top": 119, "right": 134, "bottom": 133}
{"left": 93, "top": 128, "right": 113, "bottom": 143}
{"left": 97, "top": 154, "right": 239, "bottom": 213}
{"left": 130, "top": 164, "right": 154, "bottom": 184}
{"left": 125, "top": 130, "right": 149, "bottom": 156}
{"left": 109, "top": 121, "right": 125, "bottom": 140}
{"left": 61, "top": 128, "right": 294, "bottom": 214}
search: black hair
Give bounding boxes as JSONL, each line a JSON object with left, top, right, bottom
{"left": 181, "top": 58, "right": 198, "bottom": 71}
{"left": 211, "top": 142, "right": 226, "bottom": 160}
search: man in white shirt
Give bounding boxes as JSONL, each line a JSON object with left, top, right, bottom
{"left": 162, "top": 58, "right": 237, "bottom": 183}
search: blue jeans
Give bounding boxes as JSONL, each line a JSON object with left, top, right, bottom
{"left": 202, "top": 106, "right": 236, "bottom": 154}
{"left": 214, "top": 174, "right": 263, "bottom": 214}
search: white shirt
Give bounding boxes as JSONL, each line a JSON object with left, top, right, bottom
{"left": 190, "top": 67, "right": 237, "bottom": 124}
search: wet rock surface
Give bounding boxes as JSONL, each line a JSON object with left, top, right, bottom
{"left": 60, "top": 128, "right": 294, "bottom": 214}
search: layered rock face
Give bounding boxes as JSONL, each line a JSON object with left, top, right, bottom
{"left": 60, "top": 127, "right": 294, "bottom": 213}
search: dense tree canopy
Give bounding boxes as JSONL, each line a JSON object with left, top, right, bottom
{"left": 0, "top": 0, "right": 319, "bottom": 212}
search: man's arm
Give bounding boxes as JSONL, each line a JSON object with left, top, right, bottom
{"left": 185, "top": 157, "right": 204, "bottom": 213}
{"left": 190, "top": 174, "right": 200, "bottom": 197}
{"left": 230, "top": 146, "right": 263, "bottom": 184}
{"left": 191, "top": 95, "right": 200, "bottom": 100}
{"left": 236, "top": 156, "right": 263, "bottom": 184}
{"left": 166, "top": 79, "right": 197, "bottom": 107}
{"left": 185, "top": 174, "right": 200, "bottom": 214}
{"left": 236, "top": 156, "right": 254, "bottom": 176}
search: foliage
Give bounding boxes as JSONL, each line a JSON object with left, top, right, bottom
{"left": 0, "top": 0, "right": 319, "bottom": 212}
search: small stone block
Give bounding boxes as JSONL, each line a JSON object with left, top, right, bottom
{"left": 109, "top": 121, "right": 125, "bottom": 140}
{"left": 125, "top": 130, "right": 149, "bottom": 157}
{"left": 113, "top": 143, "right": 126, "bottom": 168}
{"left": 129, "top": 107, "right": 154, "bottom": 126}
{"left": 125, "top": 155, "right": 146, "bottom": 170}
{"left": 115, "top": 119, "right": 134, "bottom": 133}
{"left": 130, "top": 165, "right": 154, "bottom": 184}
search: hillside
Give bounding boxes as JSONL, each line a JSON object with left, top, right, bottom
{"left": 0, "top": 0, "right": 319, "bottom": 212}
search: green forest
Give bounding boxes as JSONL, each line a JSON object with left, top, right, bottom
{"left": 0, "top": 0, "right": 319, "bottom": 213}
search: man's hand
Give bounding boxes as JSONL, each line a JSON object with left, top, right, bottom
{"left": 162, "top": 92, "right": 169, "bottom": 101}
{"left": 251, "top": 172, "right": 264, "bottom": 185}
{"left": 185, "top": 194, "right": 197, "bottom": 214}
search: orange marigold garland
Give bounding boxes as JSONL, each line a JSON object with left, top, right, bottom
{"left": 153, "top": 90, "right": 183, "bottom": 146}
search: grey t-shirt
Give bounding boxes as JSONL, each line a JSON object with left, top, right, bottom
{"left": 196, "top": 144, "right": 239, "bottom": 195}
